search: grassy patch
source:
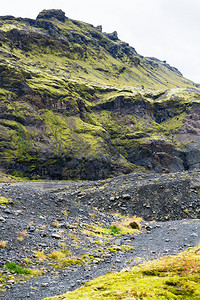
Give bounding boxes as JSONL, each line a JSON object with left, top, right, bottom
{"left": 43, "top": 246, "right": 200, "bottom": 300}
{"left": 6, "top": 262, "right": 32, "bottom": 275}
{"left": 5, "top": 262, "right": 44, "bottom": 281}
{"left": 110, "top": 225, "right": 121, "bottom": 235}
{"left": 34, "top": 250, "right": 47, "bottom": 262}
{"left": 48, "top": 250, "right": 67, "bottom": 261}
{"left": 49, "top": 257, "right": 83, "bottom": 269}
{"left": 83, "top": 216, "right": 141, "bottom": 237}
{"left": 33, "top": 248, "right": 81, "bottom": 269}
{"left": 47, "top": 249, "right": 82, "bottom": 268}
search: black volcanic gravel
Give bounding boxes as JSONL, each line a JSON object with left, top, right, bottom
{"left": 0, "top": 171, "right": 200, "bottom": 300}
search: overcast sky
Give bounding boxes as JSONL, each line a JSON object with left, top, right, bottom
{"left": 1, "top": 0, "right": 200, "bottom": 83}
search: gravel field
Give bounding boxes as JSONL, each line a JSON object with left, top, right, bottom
{"left": 0, "top": 171, "right": 200, "bottom": 299}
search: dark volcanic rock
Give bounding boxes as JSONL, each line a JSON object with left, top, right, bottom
{"left": 0, "top": 15, "right": 15, "bottom": 20}
{"left": 105, "top": 31, "right": 119, "bottom": 41}
{"left": 36, "top": 9, "right": 66, "bottom": 23}
{"left": 36, "top": 20, "right": 61, "bottom": 35}
{"left": 128, "top": 140, "right": 185, "bottom": 173}
{"left": 74, "top": 171, "right": 200, "bottom": 221}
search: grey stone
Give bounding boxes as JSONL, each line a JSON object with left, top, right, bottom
{"left": 3, "top": 208, "right": 11, "bottom": 214}
{"left": 28, "top": 226, "right": 36, "bottom": 232}
{"left": 191, "top": 232, "right": 198, "bottom": 237}
{"left": 51, "top": 233, "right": 61, "bottom": 239}
{"left": 41, "top": 283, "right": 49, "bottom": 287}
{"left": 122, "top": 194, "right": 131, "bottom": 200}
{"left": 0, "top": 216, "right": 6, "bottom": 222}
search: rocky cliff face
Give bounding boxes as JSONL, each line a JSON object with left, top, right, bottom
{"left": 0, "top": 9, "right": 199, "bottom": 179}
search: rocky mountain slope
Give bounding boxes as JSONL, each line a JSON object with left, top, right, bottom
{"left": 0, "top": 9, "right": 200, "bottom": 180}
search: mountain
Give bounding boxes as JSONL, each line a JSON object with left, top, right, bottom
{"left": 0, "top": 9, "right": 200, "bottom": 180}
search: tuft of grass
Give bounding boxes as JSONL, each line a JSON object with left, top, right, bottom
{"left": 47, "top": 249, "right": 81, "bottom": 269}
{"left": 62, "top": 210, "right": 68, "bottom": 217}
{"left": 0, "top": 196, "right": 13, "bottom": 205}
{"left": 39, "top": 224, "right": 47, "bottom": 230}
{"left": 0, "top": 240, "right": 7, "bottom": 249}
{"left": 122, "top": 216, "right": 142, "bottom": 230}
{"left": 49, "top": 257, "right": 83, "bottom": 269}
{"left": 82, "top": 216, "right": 141, "bottom": 239}
{"left": 6, "top": 262, "right": 31, "bottom": 275}
{"left": 43, "top": 245, "right": 200, "bottom": 300}
{"left": 58, "top": 242, "right": 72, "bottom": 256}
{"left": 23, "top": 258, "right": 33, "bottom": 265}
{"left": 110, "top": 225, "right": 121, "bottom": 235}
{"left": 17, "top": 230, "right": 28, "bottom": 242}
{"left": 51, "top": 220, "right": 60, "bottom": 228}
{"left": 5, "top": 261, "right": 44, "bottom": 279}
{"left": 34, "top": 250, "right": 47, "bottom": 262}
{"left": 48, "top": 251, "right": 66, "bottom": 261}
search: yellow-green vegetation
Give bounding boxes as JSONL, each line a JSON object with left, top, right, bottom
{"left": 34, "top": 250, "right": 47, "bottom": 262}
{"left": 34, "top": 248, "right": 83, "bottom": 269}
{"left": 0, "top": 241, "right": 7, "bottom": 249}
{"left": 6, "top": 262, "right": 32, "bottom": 275}
{"left": 47, "top": 249, "right": 83, "bottom": 269}
{"left": 17, "top": 230, "right": 28, "bottom": 242}
{"left": 0, "top": 270, "right": 36, "bottom": 294}
{"left": 0, "top": 196, "right": 13, "bottom": 205}
{"left": 43, "top": 111, "right": 106, "bottom": 158}
{"left": 44, "top": 246, "right": 200, "bottom": 300}
{"left": 5, "top": 262, "right": 44, "bottom": 279}
{"left": 49, "top": 256, "right": 83, "bottom": 269}
{"left": 0, "top": 11, "right": 200, "bottom": 179}
{"left": 0, "top": 170, "right": 18, "bottom": 183}
{"left": 51, "top": 220, "right": 60, "bottom": 228}
{"left": 83, "top": 216, "right": 142, "bottom": 237}
{"left": 48, "top": 250, "right": 67, "bottom": 260}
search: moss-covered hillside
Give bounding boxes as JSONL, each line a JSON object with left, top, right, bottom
{"left": 45, "top": 245, "right": 200, "bottom": 300}
{"left": 0, "top": 9, "right": 200, "bottom": 179}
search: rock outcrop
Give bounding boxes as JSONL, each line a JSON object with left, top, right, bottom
{"left": 0, "top": 10, "right": 199, "bottom": 179}
{"left": 36, "top": 9, "right": 66, "bottom": 22}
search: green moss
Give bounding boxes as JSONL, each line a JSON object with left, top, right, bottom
{"left": 110, "top": 225, "right": 121, "bottom": 235}
{"left": 5, "top": 262, "right": 31, "bottom": 275}
{"left": 0, "top": 16, "right": 196, "bottom": 91}
{"left": 43, "top": 111, "right": 105, "bottom": 158}
{"left": 0, "top": 14, "right": 199, "bottom": 179}
{"left": 49, "top": 257, "right": 83, "bottom": 269}
{"left": 83, "top": 217, "right": 141, "bottom": 238}
{"left": 159, "top": 112, "right": 187, "bottom": 134}
{"left": 43, "top": 246, "right": 200, "bottom": 300}
{"left": 0, "top": 196, "right": 13, "bottom": 205}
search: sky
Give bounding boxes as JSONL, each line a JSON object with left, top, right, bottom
{"left": 1, "top": 0, "right": 200, "bottom": 83}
